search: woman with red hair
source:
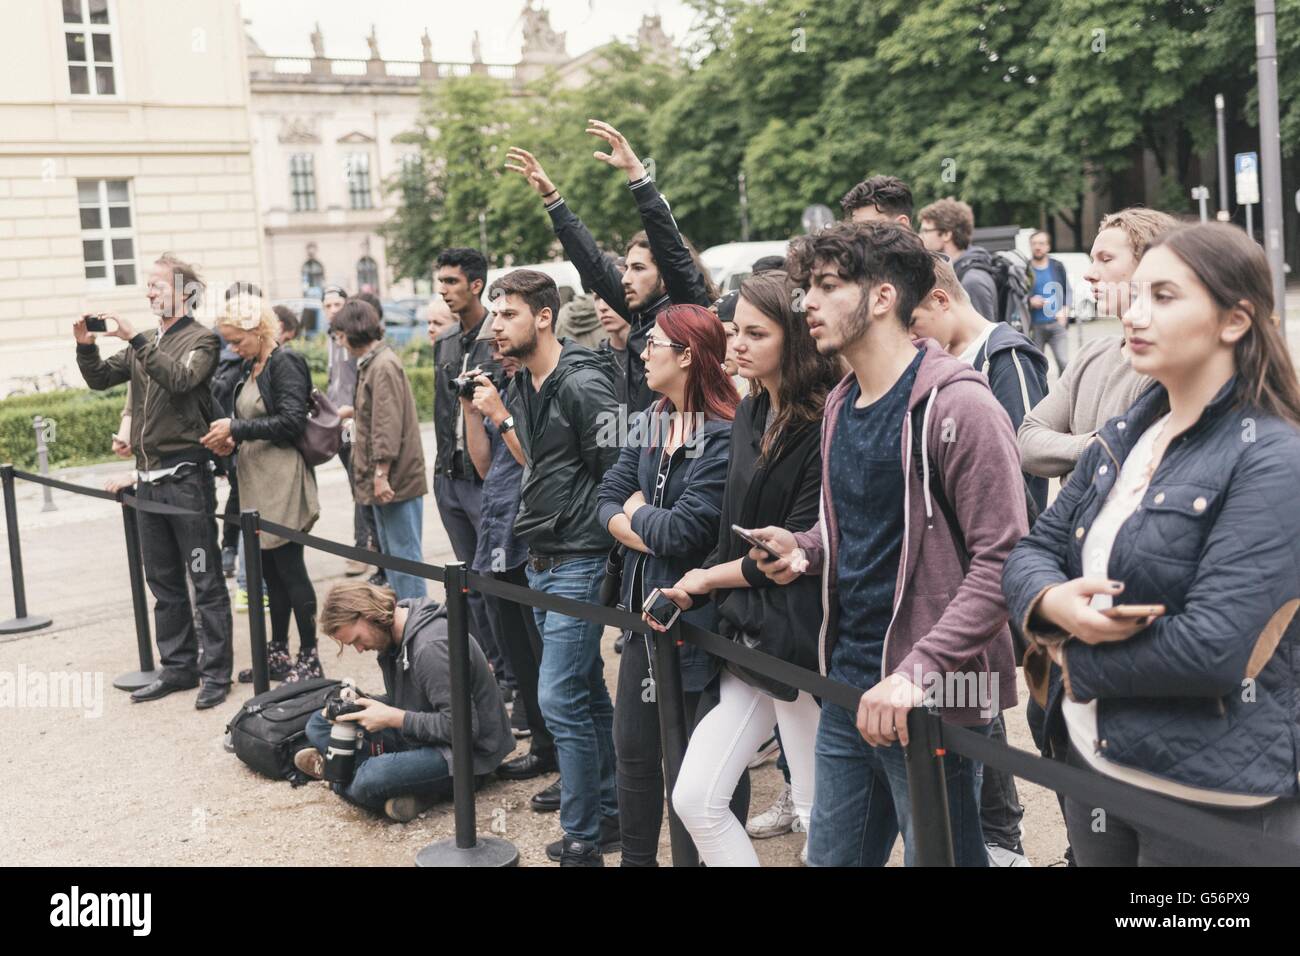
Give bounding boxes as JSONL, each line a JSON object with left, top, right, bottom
{"left": 594, "top": 303, "right": 742, "bottom": 866}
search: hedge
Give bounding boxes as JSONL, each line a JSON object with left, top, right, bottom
{"left": 0, "top": 369, "right": 434, "bottom": 471}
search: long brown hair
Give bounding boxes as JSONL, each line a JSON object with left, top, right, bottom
{"left": 1150, "top": 222, "right": 1300, "bottom": 426}
{"left": 739, "top": 271, "right": 842, "bottom": 461}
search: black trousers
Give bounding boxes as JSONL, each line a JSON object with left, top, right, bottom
{"left": 261, "top": 542, "right": 317, "bottom": 653}
{"left": 483, "top": 563, "right": 553, "bottom": 758}
{"left": 134, "top": 466, "right": 233, "bottom": 687}
{"left": 221, "top": 470, "right": 240, "bottom": 552}
{"left": 614, "top": 633, "right": 751, "bottom": 866}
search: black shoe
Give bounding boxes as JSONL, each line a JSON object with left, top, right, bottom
{"left": 547, "top": 815, "right": 620, "bottom": 862}
{"left": 530, "top": 777, "right": 561, "bottom": 812}
{"left": 558, "top": 837, "right": 604, "bottom": 867}
{"left": 195, "top": 684, "right": 229, "bottom": 710}
{"left": 497, "top": 750, "right": 557, "bottom": 780}
{"left": 129, "top": 677, "right": 197, "bottom": 703}
{"left": 368, "top": 570, "right": 388, "bottom": 587}
{"left": 510, "top": 701, "right": 531, "bottom": 739}
{"left": 498, "top": 682, "right": 516, "bottom": 704}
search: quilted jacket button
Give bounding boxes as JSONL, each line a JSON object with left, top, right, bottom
{"left": 1099, "top": 739, "right": 1108, "bottom": 750}
{"left": 1098, "top": 465, "right": 1108, "bottom": 476}
{"left": 1153, "top": 492, "right": 1166, "bottom": 505}
{"left": 1193, "top": 496, "right": 1207, "bottom": 512}
{"left": 1075, "top": 526, "right": 1085, "bottom": 539}
{"left": 1116, "top": 421, "right": 1126, "bottom": 430}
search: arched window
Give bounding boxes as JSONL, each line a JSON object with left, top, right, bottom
{"left": 302, "top": 258, "right": 324, "bottom": 295}
{"left": 356, "top": 256, "right": 379, "bottom": 293}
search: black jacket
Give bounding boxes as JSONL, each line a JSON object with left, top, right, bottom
{"left": 702, "top": 393, "right": 824, "bottom": 700}
{"left": 76, "top": 314, "right": 220, "bottom": 472}
{"left": 971, "top": 323, "right": 1050, "bottom": 514}
{"left": 507, "top": 341, "right": 621, "bottom": 556}
{"left": 434, "top": 315, "right": 495, "bottom": 481}
{"left": 229, "top": 346, "right": 312, "bottom": 447}
{"left": 953, "top": 246, "right": 1002, "bottom": 324}
{"left": 546, "top": 176, "right": 712, "bottom": 412}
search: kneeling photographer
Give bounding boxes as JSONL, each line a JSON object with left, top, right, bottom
{"left": 295, "top": 581, "right": 514, "bottom": 823}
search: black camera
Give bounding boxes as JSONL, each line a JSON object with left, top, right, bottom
{"left": 324, "top": 696, "right": 365, "bottom": 722}
{"left": 323, "top": 685, "right": 367, "bottom": 785}
{"left": 454, "top": 363, "right": 506, "bottom": 399}
{"left": 82, "top": 313, "right": 108, "bottom": 333}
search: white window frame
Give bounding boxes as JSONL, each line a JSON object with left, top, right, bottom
{"left": 346, "top": 152, "right": 373, "bottom": 211}
{"left": 78, "top": 178, "right": 137, "bottom": 291}
{"left": 290, "top": 153, "right": 317, "bottom": 212}
{"left": 62, "top": 0, "right": 121, "bottom": 99}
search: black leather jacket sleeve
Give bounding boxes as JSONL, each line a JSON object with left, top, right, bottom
{"left": 230, "top": 347, "right": 311, "bottom": 445}
{"left": 629, "top": 176, "right": 712, "bottom": 307}
{"left": 546, "top": 197, "right": 631, "bottom": 322}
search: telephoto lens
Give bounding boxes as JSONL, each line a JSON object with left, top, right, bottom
{"left": 323, "top": 693, "right": 366, "bottom": 785}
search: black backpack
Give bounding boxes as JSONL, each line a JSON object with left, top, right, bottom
{"left": 226, "top": 677, "right": 342, "bottom": 783}
{"left": 960, "top": 249, "right": 1033, "bottom": 330}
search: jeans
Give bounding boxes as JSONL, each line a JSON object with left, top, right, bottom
{"left": 483, "top": 563, "right": 553, "bottom": 757}
{"left": 979, "top": 711, "right": 1025, "bottom": 853}
{"left": 370, "top": 497, "right": 427, "bottom": 601}
{"left": 673, "top": 670, "right": 820, "bottom": 866}
{"left": 305, "top": 710, "right": 452, "bottom": 813}
{"left": 338, "top": 442, "right": 378, "bottom": 550}
{"left": 1030, "top": 321, "right": 1069, "bottom": 373}
{"left": 434, "top": 474, "right": 512, "bottom": 685}
{"left": 807, "top": 700, "right": 990, "bottom": 867}
{"left": 1061, "top": 739, "right": 1300, "bottom": 866}
{"left": 134, "top": 466, "right": 233, "bottom": 688}
{"left": 527, "top": 555, "right": 618, "bottom": 843}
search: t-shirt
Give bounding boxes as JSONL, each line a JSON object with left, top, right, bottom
{"left": 1030, "top": 263, "right": 1061, "bottom": 325}
{"left": 827, "top": 349, "right": 923, "bottom": 691}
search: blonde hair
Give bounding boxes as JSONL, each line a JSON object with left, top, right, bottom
{"left": 218, "top": 296, "right": 280, "bottom": 351}
{"left": 929, "top": 255, "right": 969, "bottom": 303}
{"left": 1098, "top": 207, "right": 1179, "bottom": 261}
{"left": 319, "top": 581, "right": 396, "bottom": 643}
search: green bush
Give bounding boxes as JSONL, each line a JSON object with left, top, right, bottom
{"left": 288, "top": 336, "right": 329, "bottom": 376}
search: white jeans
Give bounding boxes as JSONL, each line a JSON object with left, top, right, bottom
{"left": 672, "top": 669, "right": 821, "bottom": 866}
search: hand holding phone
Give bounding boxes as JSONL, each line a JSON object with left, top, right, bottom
{"left": 642, "top": 588, "right": 683, "bottom": 632}
{"left": 1100, "top": 604, "right": 1165, "bottom": 620}
{"left": 732, "top": 524, "right": 781, "bottom": 562}
{"left": 82, "top": 313, "right": 109, "bottom": 333}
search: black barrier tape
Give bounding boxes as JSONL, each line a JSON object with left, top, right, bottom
{"left": 10, "top": 469, "right": 1300, "bottom": 866}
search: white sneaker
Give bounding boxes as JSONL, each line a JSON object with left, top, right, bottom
{"left": 800, "top": 837, "right": 809, "bottom": 865}
{"left": 747, "top": 734, "right": 781, "bottom": 769}
{"left": 986, "top": 843, "right": 1031, "bottom": 867}
{"left": 746, "top": 783, "right": 796, "bottom": 838}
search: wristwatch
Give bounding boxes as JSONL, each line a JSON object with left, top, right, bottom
{"left": 499, "top": 415, "right": 515, "bottom": 434}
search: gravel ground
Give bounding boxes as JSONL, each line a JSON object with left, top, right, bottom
{"left": 2, "top": 401, "right": 1076, "bottom": 866}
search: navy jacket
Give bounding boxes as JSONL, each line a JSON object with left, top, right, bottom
{"left": 971, "top": 323, "right": 1050, "bottom": 514}
{"left": 1003, "top": 379, "right": 1300, "bottom": 798}
{"left": 596, "top": 407, "right": 733, "bottom": 692}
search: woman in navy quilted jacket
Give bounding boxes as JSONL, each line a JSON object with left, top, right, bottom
{"left": 1003, "top": 222, "right": 1300, "bottom": 865}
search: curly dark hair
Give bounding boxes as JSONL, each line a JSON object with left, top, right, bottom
{"left": 839, "top": 175, "right": 914, "bottom": 221}
{"left": 786, "top": 221, "right": 936, "bottom": 327}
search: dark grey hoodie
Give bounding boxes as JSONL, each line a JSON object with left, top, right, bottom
{"left": 953, "top": 246, "right": 1001, "bottom": 324}
{"left": 377, "top": 599, "right": 514, "bottom": 776}
{"left": 970, "top": 322, "right": 1050, "bottom": 514}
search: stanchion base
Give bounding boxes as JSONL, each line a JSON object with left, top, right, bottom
{"left": 0, "top": 614, "right": 52, "bottom": 635}
{"left": 415, "top": 836, "right": 519, "bottom": 868}
{"left": 112, "top": 669, "right": 161, "bottom": 691}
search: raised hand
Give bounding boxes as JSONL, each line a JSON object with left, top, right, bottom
{"left": 504, "top": 147, "right": 558, "bottom": 198}
{"left": 585, "top": 119, "right": 647, "bottom": 181}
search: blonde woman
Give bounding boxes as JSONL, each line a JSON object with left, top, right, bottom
{"left": 202, "top": 299, "right": 321, "bottom": 682}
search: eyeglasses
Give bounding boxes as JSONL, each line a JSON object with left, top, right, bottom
{"left": 645, "top": 336, "right": 687, "bottom": 354}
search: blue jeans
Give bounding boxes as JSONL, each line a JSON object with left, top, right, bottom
{"left": 305, "top": 710, "right": 452, "bottom": 813}
{"left": 807, "top": 700, "right": 990, "bottom": 867}
{"left": 370, "top": 496, "right": 427, "bottom": 601}
{"left": 527, "top": 555, "right": 618, "bottom": 843}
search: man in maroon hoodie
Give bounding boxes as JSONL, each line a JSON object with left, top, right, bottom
{"left": 751, "top": 222, "right": 1026, "bottom": 866}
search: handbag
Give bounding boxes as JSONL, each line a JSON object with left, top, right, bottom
{"left": 598, "top": 543, "right": 626, "bottom": 608}
{"left": 294, "top": 387, "right": 344, "bottom": 467}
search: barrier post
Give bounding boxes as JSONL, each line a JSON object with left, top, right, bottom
{"left": 905, "top": 708, "right": 955, "bottom": 866}
{"left": 0, "top": 464, "right": 51, "bottom": 635}
{"left": 416, "top": 561, "right": 519, "bottom": 867}
{"left": 241, "top": 509, "right": 270, "bottom": 696}
{"left": 652, "top": 622, "right": 700, "bottom": 867}
{"left": 32, "top": 417, "right": 55, "bottom": 513}
{"left": 111, "top": 489, "right": 160, "bottom": 690}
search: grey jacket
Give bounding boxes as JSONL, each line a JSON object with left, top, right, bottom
{"left": 377, "top": 598, "right": 514, "bottom": 776}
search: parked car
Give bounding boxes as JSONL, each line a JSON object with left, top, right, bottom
{"left": 381, "top": 298, "right": 428, "bottom": 348}
{"left": 700, "top": 240, "right": 791, "bottom": 295}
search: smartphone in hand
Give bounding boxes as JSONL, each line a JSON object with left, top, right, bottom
{"left": 643, "top": 588, "right": 683, "bottom": 630}
{"left": 1100, "top": 604, "right": 1166, "bottom": 620}
{"left": 732, "top": 524, "right": 781, "bottom": 562}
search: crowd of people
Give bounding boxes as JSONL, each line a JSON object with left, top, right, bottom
{"left": 68, "top": 118, "right": 1300, "bottom": 868}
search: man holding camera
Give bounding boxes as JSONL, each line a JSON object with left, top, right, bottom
{"left": 74, "top": 253, "right": 233, "bottom": 709}
{"left": 296, "top": 581, "right": 514, "bottom": 822}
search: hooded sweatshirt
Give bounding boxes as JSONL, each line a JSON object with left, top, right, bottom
{"left": 377, "top": 598, "right": 515, "bottom": 776}
{"left": 793, "top": 339, "right": 1026, "bottom": 725}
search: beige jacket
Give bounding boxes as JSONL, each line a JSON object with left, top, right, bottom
{"left": 352, "top": 342, "right": 428, "bottom": 505}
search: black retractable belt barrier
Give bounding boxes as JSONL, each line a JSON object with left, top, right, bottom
{"left": 0, "top": 465, "right": 52, "bottom": 635}
{"left": 241, "top": 510, "right": 271, "bottom": 696}
{"left": 10, "top": 471, "right": 1300, "bottom": 868}
{"left": 904, "top": 709, "right": 955, "bottom": 866}
{"left": 652, "top": 624, "right": 699, "bottom": 867}
{"left": 416, "top": 562, "right": 519, "bottom": 867}
{"left": 112, "top": 488, "right": 160, "bottom": 690}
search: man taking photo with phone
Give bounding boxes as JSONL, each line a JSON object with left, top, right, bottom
{"left": 74, "top": 253, "right": 233, "bottom": 709}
